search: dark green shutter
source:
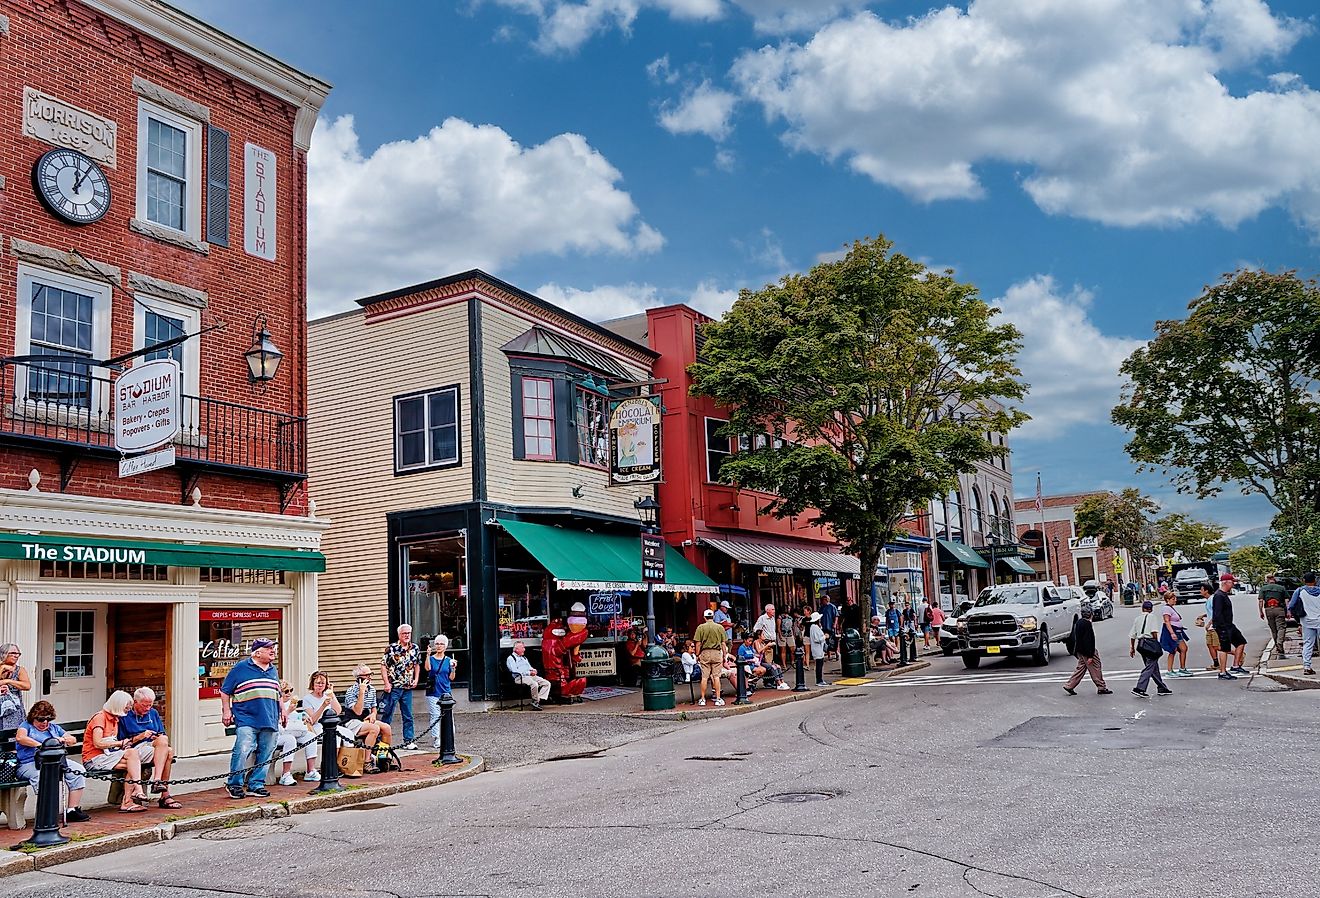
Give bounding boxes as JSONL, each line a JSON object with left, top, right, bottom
{"left": 206, "top": 126, "right": 230, "bottom": 246}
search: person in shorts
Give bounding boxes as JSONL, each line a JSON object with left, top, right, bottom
{"left": 1210, "top": 576, "right": 1249, "bottom": 678}
{"left": 83, "top": 691, "right": 152, "bottom": 812}
{"left": 694, "top": 609, "right": 728, "bottom": 707}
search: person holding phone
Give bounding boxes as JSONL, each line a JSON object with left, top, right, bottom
{"left": 341, "top": 663, "right": 391, "bottom": 747}
{"left": 301, "top": 670, "right": 341, "bottom": 781}
{"left": 117, "top": 687, "right": 179, "bottom": 805}
{"left": 424, "top": 635, "right": 456, "bottom": 750}
{"left": 18, "top": 700, "right": 89, "bottom": 822}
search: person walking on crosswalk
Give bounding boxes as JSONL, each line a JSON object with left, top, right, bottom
{"left": 1063, "top": 607, "right": 1112, "bottom": 696}
{"left": 1129, "top": 600, "right": 1173, "bottom": 698}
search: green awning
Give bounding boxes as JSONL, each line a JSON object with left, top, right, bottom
{"left": 937, "top": 539, "right": 990, "bottom": 569}
{"left": 501, "top": 520, "right": 719, "bottom": 593}
{"left": 0, "top": 532, "right": 325, "bottom": 572}
{"left": 998, "top": 555, "right": 1036, "bottom": 575}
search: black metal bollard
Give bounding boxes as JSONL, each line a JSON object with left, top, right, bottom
{"left": 793, "top": 645, "right": 808, "bottom": 692}
{"left": 27, "top": 738, "right": 69, "bottom": 848}
{"left": 436, "top": 693, "right": 460, "bottom": 766}
{"left": 311, "top": 708, "right": 344, "bottom": 794}
{"left": 734, "top": 659, "right": 751, "bottom": 705}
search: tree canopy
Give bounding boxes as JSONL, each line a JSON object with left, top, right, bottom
{"left": 1154, "top": 512, "right": 1227, "bottom": 559}
{"left": 1074, "top": 489, "right": 1159, "bottom": 582}
{"left": 688, "top": 235, "right": 1028, "bottom": 595}
{"left": 1112, "top": 269, "right": 1320, "bottom": 517}
{"left": 1228, "top": 545, "right": 1276, "bottom": 587}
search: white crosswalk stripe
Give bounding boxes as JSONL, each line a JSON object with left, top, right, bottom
{"left": 872, "top": 667, "right": 1244, "bottom": 688}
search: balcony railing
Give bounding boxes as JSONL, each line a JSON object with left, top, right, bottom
{"left": 0, "top": 360, "right": 305, "bottom": 478}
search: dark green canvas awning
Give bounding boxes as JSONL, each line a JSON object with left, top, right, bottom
{"left": 998, "top": 555, "right": 1036, "bottom": 575}
{"left": 937, "top": 539, "right": 990, "bottom": 569}
{"left": 0, "top": 532, "right": 325, "bottom": 572}
{"left": 500, "top": 519, "right": 718, "bottom": 593}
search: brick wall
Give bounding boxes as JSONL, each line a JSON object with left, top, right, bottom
{"left": 0, "top": 0, "right": 309, "bottom": 514}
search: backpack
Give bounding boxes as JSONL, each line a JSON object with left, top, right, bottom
{"left": 373, "top": 741, "right": 403, "bottom": 773}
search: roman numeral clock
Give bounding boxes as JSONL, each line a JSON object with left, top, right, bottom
{"left": 31, "top": 148, "right": 111, "bottom": 225}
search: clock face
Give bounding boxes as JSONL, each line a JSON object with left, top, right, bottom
{"left": 31, "top": 149, "right": 111, "bottom": 225}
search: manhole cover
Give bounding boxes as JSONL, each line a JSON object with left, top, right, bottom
{"left": 199, "top": 820, "right": 292, "bottom": 841}
{"left": 329, "top": 801, "right": 395, "bottom": 812}
{"left": 767, "top": 791, "right": 834, "bottom": 803}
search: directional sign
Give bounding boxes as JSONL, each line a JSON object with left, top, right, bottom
{"left": 641, "top": 532, "right": 666, "bottom": 583}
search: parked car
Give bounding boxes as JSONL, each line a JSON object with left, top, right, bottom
{"left": 1078, "top": 581, "right": 1114, "bottom": 620}
{"left": 939, "top": 601, "right": 973, "bottom": 655}
{"left": 1171, "top": 561, "right": 1217, "bottom": 604}
{"left": 956, "top": 582, "right": 1081, "bottom": 668}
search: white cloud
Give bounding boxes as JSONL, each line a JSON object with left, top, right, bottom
{"left": 713, "top": 148, "right": 737, "bottom": 171}
{"left": 535, "top": 278, "right": 737, "bottom": 320}
{"left": 730, "top": 1, "right": 1320, "bottom": 232}
{"left": 306, "top": 115, "right": 662, "bottom": 316}
{"left": 646, "top": 54, "right": 680, "bottom": 84}
{"left": 734, "top": 227, "right": 790, "bottom": 272}
{"left": 992, "top": 275, "right": 1144, "bottom": 441}
{"left": 658, "top": 80, "right": 738, "bottom": 140}
{"left": 729, "top": 0, "right": 869, "bottom": 33}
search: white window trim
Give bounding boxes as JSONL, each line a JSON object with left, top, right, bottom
{"left": 132, "top": 293, "right": 200, "bottom": 427}
{"left": 14, "top": 264, "right": 112, "bottom": 410}
{"left": 394, "top": 387, "right": 460, "bottom": 473}
{"left": 704, "top": 416, "right": 731, "bottom": 483}
{"left": 136, "top": 98, "right": 203, "bottom": 242}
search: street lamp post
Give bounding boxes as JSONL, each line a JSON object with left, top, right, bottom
{"left": 1051, "top": 535, "right": 1062, "bottom": 585}
{"left": 635, "top": 496, "right": 660, "bottom": 641}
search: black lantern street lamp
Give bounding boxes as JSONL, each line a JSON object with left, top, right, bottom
{"left": 245, "top": 314, "right": 283, "bottom": 384}
{"left": 1051, "top": 535, "right": 1062, "bottom": 585}
{"left": 634, "top": 496, "right": 661, "bottom": 641}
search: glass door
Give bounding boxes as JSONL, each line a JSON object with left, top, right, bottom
{"left": 37, "top": 604, "right": 108, "bottom": 724}
{"left": 403, "top": 535, "right": 469, "bottom": 685}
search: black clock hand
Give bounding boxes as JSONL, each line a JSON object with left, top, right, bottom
{"left": 72, "top": 162, "right": 89, "bottom": 193}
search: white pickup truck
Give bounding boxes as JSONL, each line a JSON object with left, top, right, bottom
{"left": 955, "top": 582, "right": 1081, "bottom": 668}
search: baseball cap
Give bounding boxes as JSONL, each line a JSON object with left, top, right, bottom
{"left": 1140, "top": 600, "right": 1153, "bottom": 610}
{"left": 1219, "top": 572, "right": 1236, "bottom": 582}
{"left": 719, "top": 600, "right": 731, "bottom": 608}
{"left": 703, "top": 609, "right": 714, "bottom": 618}
{"left": 250, "top": 638, "right": 277, "bottom": 650}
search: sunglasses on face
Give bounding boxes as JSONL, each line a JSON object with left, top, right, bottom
{"left": 34, "top": 716, "right": 53, "bottom": 723}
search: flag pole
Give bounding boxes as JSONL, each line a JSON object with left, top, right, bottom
{"left": 1037, "top": 473, "right": 1051, "bottom": 581}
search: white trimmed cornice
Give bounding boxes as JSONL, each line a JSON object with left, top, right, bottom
{"left": 79, "top": 0, "right": 332, "bottom": 151}
{"left": 0, "top": 488, "right": 329, "bottom": 550}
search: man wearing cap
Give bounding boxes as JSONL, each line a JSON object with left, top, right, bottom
{"left": 1128, "top": 599, "right": 1173, "bottom": 698}
{"left": 1212, "top": 574, "right": 1249, "bottom": 678}
{"left": 220, "top": 638, "right": 285, "bottom": 800}
{"left": 713, "top": 600, "right": 734, "bottom": 643}
{"left": 693, "top": 609, "right": 728, "bottom": 707}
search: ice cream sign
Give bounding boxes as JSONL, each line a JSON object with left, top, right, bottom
{"left": 608, "top": 395, "right": 662, "bottom": 485}
{"left": 114, "top": 359, "right": 181, "bottom": 453}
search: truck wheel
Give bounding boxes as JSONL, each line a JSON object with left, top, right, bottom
{"left": 942, "top": 642, "right": 955, "bottom": 657}
{"left": 961, "top": 653, "right": 981, "bottom": 669}
{"left": 1033, "top": 628, "right": 1051, "bottom": 665}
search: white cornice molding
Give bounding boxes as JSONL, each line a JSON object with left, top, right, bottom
{"left": 0, "top": 488, "right": 329, "bottom": 550}
{"left": 80, "top": 0, "right": 331, "bottom": 151}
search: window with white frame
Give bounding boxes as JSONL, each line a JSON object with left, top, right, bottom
{"left": 395, "top": 387, "right": 460, "bottom": 473}
{"left": 521, "top": 377, "right": 555, "bottom": 460}
{"left": 14, "top": 266, "right": 111, "bottom": 409}
{"left": 136, "top": 99, "right": 203, "bottom": 239}
{"left": 705, "top": 417, "right": 732, "bottom": 482}
{"left": 133, "top": 295, "right": 200, "bottom": 395}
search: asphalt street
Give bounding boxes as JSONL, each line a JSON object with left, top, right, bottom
{"left": 8, "top": 590, "right": 1315, "bottom": 898}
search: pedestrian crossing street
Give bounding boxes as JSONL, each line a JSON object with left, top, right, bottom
{"left": 870, "top": 665, "right": 1255, "bottom": 689}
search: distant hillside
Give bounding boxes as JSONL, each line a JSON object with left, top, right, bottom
{"left": 1226, "top": 526, "right": 1270, "bottom": 552}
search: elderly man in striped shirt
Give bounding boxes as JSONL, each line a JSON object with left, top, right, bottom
{"left": 221, "top": 638, "right": 285, "bottom": 800}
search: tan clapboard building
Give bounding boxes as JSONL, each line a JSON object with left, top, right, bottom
{"left": 307, "top": 270, "right": 716, "bottom": 700}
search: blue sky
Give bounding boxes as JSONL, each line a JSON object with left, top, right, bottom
{"left": 179, "top": 0, "right": 1320, "bottom": 535}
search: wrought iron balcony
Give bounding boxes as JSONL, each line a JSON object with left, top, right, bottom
{"left": 0, "top": 360, "right": 305, "bottom": 482}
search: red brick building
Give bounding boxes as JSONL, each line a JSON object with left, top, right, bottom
{"left": 1013, "top": 491, "right": 1131, "bottom": 587}
{"left": 608, "top": 304, "right": 934, "bottom": 635}
{"left": 0, "top": 0, "right": 329, "bottom": 755}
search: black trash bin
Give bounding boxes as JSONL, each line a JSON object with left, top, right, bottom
{"left": 642, "top": 645, "right": 675, "bottom": 711}
{"left": 841, "top": 628, "right": 867, "bottom": 678}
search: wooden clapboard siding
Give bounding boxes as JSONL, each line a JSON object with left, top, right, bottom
{"left": 109, "top": 605, "right": 170, "bottom": 729}
{"left": 308, "top": 303, "right": 474, "bottom": 681}
{"left": 480, "top": 302, "right": 652, "bottom": 518}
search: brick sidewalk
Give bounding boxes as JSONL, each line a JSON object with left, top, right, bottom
{"left": 1259, "top": 624, "right": 1319, "bottom": 689}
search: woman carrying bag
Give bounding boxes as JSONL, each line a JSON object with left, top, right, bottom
{"left": 808, "top": 612, "right": 829, "bottom": 687}
{"left": 1129, "top": 600, "right": 1173, "bottom": 699}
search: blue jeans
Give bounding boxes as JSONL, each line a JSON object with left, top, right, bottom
{"left": 377, "top": 687, "right": 414, "bottom": 742}
{"left": 425, "top": 694, "right": 444, "bottom": 748}
{"left": 228, "top": 726, "right": 277, "bottom": 792}
{"left": 1303, "top": 624, "right": 1320, "bottom": 669}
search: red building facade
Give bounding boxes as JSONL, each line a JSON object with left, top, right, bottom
{"left": 0, "top": 0, "right": 329, "bottom": 755}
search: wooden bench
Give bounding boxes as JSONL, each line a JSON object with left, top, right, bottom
{"left": 0, "top": 728, "right": 28, "bottom": 830}
{"left": 497, "top": 667, "right": 528, "bottom": 709}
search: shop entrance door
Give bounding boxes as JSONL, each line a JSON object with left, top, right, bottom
{"left": 36, "top": 604, "right": 108, "bottom": 724}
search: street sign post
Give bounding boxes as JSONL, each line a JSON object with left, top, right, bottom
{"left": 641, "top": 532, "right": 665, "bottom": 583}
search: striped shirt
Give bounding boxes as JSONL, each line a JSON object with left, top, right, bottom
{"left": 220, "top": 657, "right": 281, "bottom": 730}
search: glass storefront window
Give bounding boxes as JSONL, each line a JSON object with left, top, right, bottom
{"left": 199, "top": 609, "right": 282, "bottom": 698}
{"left": 404, "top": 536, "right": 468, "bottom": 682}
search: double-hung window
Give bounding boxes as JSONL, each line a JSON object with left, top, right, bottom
{"left": 705, "top": 417, "right": 732, "bottom": 482}
{"left": 136, "top": 100, "right": 203, "bottom": 241}
{"left": 395, "top": 387, "right": 460, "bottom": 473}
{"left": 133, "top": 295, "right": 201, "bottom": 426}
{"left": 14, "top": 265, "right": 111, "bottom": 411}
{"left": 522, "top": 377, "right": 555, "bottom": 460}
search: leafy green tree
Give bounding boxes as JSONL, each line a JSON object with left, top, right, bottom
{"left": 1262, "top": 508, "right": 1320, "bottom": 576}
{"left": 1228, "top": 545, "right": 1277, "bottom": 587}
{"left": 1075, "top": 489, "right": 1159, "bottom": 584}
{"left": 688, "top": 235, "right": 1028, "bottom": 599}
{"left": 1113, "top": 269, "right": 1320, "bottom": 518}
{"left": 1154, "top": 513, "right": 1227, "bottom": 559}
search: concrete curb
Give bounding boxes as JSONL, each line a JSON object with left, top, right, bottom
{"left": 1256, "top": 634, "right": 1320, "bottom": 690}
{"left": 2, "top": 754, "right": 484, "bottom": 876}
{"left": 623, "top": 661, "right": 932, "bottom": 721}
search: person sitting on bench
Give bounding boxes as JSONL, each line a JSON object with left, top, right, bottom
{"left": 506, "top": 641, "right": 551, "bottom": 710}
{"left": 117, "top": 687, "right": 181, "bottom": 807}
{"left": 341, "top": 664, "right": 392, "bottom": 747}
{"left": 83, "top": 691, "right": 156, "bottom": 813}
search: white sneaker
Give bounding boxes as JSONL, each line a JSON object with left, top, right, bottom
{"left": 697, "top": 698, "right": 706, "bottom": 706}
{"left": 278, "top": 772, "right": 296, "bottom": 786}
{"left": 403, "top": 741, "right": 418, "bottom": 751}
{"left": 777, "top": 683, "right": 791, "bottom": 690}
{"left": 714, "top": 698, "right": 725, "bottom": 706}
{"left": 304, "top": 770, "right": 321, "bottom": 782}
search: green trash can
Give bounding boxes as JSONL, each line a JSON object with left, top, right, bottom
{"left": 641, "top": 645, "right": 675, "bottom": 711}
{"left": 841, "top": 628, "right": 866, "bottom": 678}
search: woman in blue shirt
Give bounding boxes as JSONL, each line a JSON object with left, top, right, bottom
{"left": 424, "top": 635, "right": 456, "bottom": 750}
{"left": 16, "top": 700, "right": 89, "bottom": 822}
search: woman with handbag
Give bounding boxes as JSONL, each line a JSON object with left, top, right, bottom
{"left": 1159, "top": 589, "right": 1191, "bottom": 677}
{"left": 1129, "top": 600, "right": 1173, "bottom": 698}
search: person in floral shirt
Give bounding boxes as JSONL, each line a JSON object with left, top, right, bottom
{"left": 378, "top": 625, "right": 420, "bottom": 749}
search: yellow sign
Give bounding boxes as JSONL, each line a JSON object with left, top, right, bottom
{"left": 1112, "top": 555, "right": 1125, "bottom": 574}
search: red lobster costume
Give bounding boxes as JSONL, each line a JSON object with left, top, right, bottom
{"left": 541, "top": 617, "right": 589, "bottom": 701}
